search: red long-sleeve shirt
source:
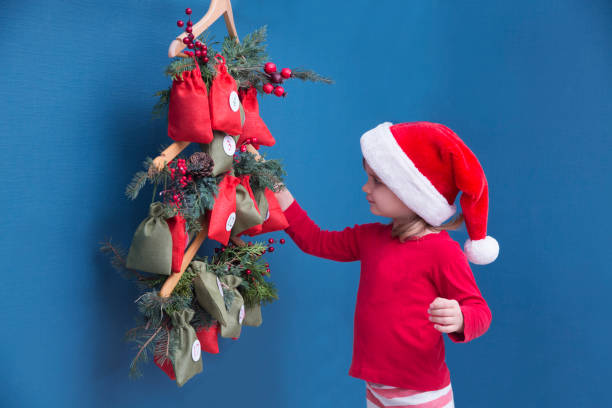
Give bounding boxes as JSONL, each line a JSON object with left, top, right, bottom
{"left": 283, "top": 200, "right": 492, "bottom": 390}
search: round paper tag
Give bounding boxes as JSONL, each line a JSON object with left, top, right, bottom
{"left": 192, "top": 339, "right": 201, "bottom": 362}
{"left": 226, "top": 212, "right": 236, "bottom": 231}
{"left": 239, "top": 305, "right": 245, "bottom": 325}
{"left": 222, "top": 135, "right": 236, "bottom": 156}
{"left": 229, "top": 91, "right": 240, "bottom": 112}
{"left": 216, "top": 276, "right": 224, "bottom": 298}
{"left": 264, "top": 209, "right": 270, "bottom": 222}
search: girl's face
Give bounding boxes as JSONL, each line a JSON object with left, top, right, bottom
{"left": 362, "top": 159, "right": 416, "bottom": 220}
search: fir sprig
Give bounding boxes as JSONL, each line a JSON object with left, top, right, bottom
{"left": 233, "top": 151, "right": 286, "bottom": 192}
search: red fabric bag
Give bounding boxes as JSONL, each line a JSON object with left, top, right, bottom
{"left": 154, "top": 355, "right": 176, "bottom": 381}
{"left": 237, "top": 87, "right": 275, "bottom": 149}
{"left": 209, "top": 55, "right": 242, "bottom": 136}
{"left": 166, "top": 214, "right": 187, "bottom": 273}
{"left": 168, "top": 58, "right": 213, "bottom": 144}
{"left": 196, "top": 323, "right": 220, "bottom": 354}
{"left": 260, "top": 188, "right": 289, "bottom": 233}
{"left": 207, "top": 174, "right": 240, "bottom": 245}
{"left": 236, "top": 175, "right": 263, "bottom": 237}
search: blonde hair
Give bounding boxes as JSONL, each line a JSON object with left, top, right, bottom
{"left": 391, "top": 213, "right": 464, "bottom": 243}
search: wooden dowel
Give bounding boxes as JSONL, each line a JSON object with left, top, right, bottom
{"left": 159, "top": 217, "right": 209, "bottom": 298}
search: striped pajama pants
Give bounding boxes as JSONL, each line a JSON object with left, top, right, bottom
{"left": 366, "top": 382, "right": 454, "bottom": 408}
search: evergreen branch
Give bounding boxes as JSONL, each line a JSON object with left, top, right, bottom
{"left": 290, "top": 67, "right": 334, "bottom": 84}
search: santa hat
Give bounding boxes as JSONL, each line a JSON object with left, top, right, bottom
{"left": 360, "top": 122, "right": 499, "bottom": 265}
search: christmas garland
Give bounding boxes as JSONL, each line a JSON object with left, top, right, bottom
{"left": 103, "top": 7, "right": 331, "bottom": 387}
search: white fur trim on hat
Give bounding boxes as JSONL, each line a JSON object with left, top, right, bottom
{"left": 360, "top": 122, "right": 457, "bottom": 226}
{"left": 464, "top": 236, "right": 499, "bottom": 265}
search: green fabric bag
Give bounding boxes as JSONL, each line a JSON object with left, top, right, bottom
{"left": 219, "top": 275, "right": 245, "bottom": 339}
{"left": 253, "top": 189, "right": 270, "bottom": 222}
{"left": 231, "top": 183, "right": 263, "bottom": 237}
{"left": 199, "top": 131, "right": 239, "bottom": 176}
{"left": 192, "top": 261, "right": 228, "bottom": 326}
{"left": 126, "top": 202, "right": 172, "bottom": 276}
{"left": 243, "top": 303, "right": 263, "bottom": 327}
{"left": 168, "top": 308, "right": 203, "bottom": 387}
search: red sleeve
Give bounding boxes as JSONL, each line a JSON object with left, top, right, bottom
{"left": 432, "top": 254, "right": 492, "bottom": 343}
{"left": 282, "top": 200, "right": 362, "bottom": 262}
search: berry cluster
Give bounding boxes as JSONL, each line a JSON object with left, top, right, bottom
{"left": 262, "top": 62, "right": 292, "bottom": 97}
{"left": 177, "top": 8, "right": 209, "bottom": 62}
{"left": 239, "top": 137, "right": 258, "bottom": 152}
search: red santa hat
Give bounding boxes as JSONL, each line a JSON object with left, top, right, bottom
{"left": 360, "top": 122, "right": 499, "bottom": 265}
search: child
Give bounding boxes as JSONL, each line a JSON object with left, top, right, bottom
{"left": 274, "top": 122, "right": 498, "bottom": 407}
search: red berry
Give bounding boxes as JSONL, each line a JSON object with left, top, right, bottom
{"left": 265, "top": 263, "right": 269, "bottom": 267}
{"left": 188, "top": 33, "right": 195, "bottom": 40}
{"left": 195, "top": 50, "right": 201, "bottom": 57}
{"left": 271, "top": 72, "right": 282, "bottom": 84}
{"left": 203, "top": 57, "right": 209, "bottom": 63}
{"left": 185, "top": 8, "right": 192, "bottom": 15}
{"left": 251, "top": 137, "right": 258, "bottom": 144}
{"left": 273, "top": 86, "right": 285, "bottom": 97}
{"left": 268, "top": 246, "right": 275, "bottom": 253}
{"left": 266, "top": 268, "right": 271, "bottom": 273}
{"left": 182, "top": 37, "right": 190, "bottom": 44}
{"left": 188, "top": 43, "right": 194, "bottom": 49}
{"left": 195, "top": 41, "right": 202, "bottom": 48}
{"left": 202, "top": 49, "right": 207, "bottom": 56}
{"left": 262, "top": 83, "right": 274, "bottom": 94}
{"left": 177, "top": 20, "right": 184, "bottom": 27}
{"left": 281, "top": 68, "right": 292, "bottom": 79}
{"left": 280, "top": 238, "right": 286, "bottom": 244}
{"left": 246, "top": 269, "right": 252, "bottom": 275}
{"left": 268, "top": 238, "right": 275, "bottom": 244}
{"left": 187, "top": 20, "right": 193, "bottom": 27}
{"left": 264, "top": 62, "right": 277, "bottom": 74}
{"left": 185, "top": 26, "right": 193, "bottom": 33}
{"left": 240, "top": 145, "right": 247, "bottom": 152}
{"left": 202, "top": 45, "right": 207, "bottom": 51}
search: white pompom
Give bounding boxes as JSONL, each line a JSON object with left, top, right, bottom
{"left": 464, "top": 236, "right": 499, "bottom": 265}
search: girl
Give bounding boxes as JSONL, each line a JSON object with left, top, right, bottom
{"left": 274, "top": 122, "right": 499, "bottom": 407}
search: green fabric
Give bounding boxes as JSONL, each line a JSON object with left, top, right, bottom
{"left": 126, "top": 202, "right": 172, "bottom": 276}
{"left": 168, "top": 308, "right": 203, "bottom": 387}
{"left": 231, "top": 184, "right": 263, "bottom": 237}
{"left": 199, "top": 131, "right": 239, "bottom": 176}
{"left": 254, "top": 189, "right": 270, "bottom": 222}
{"left": 192, "top": 261, "right": 228, "bottom": 326}
{"left": 243, "top": 303, "right": 263, "bottom": 327}
{"left": 219, "top": 275, "right": 245, "bottom": 338}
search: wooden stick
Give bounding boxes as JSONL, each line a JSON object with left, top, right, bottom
{"left": 159, "top": 217, "right": 209, "bottom": 298}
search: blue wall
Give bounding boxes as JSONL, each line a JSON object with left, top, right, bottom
{"left": 1, "top": 1, "right": 611, "bottom": 406}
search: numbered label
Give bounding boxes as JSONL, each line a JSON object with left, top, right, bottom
{"left": 239, "top": 305, "right": 245, "bottom": 325}
{"left": 216, "top": 276, "right": 224, "bottom": 298}
{"left": 192, "top": 339, "right": 201, "bottom": 362}
{"left": 222, "top": 135, "right": 236, "bottom": 156}
{"left": 229, "top": 91, "right": 240, "bottom": 112}
{"left": 226, "top": 212, "right": 236, "bottom": 231}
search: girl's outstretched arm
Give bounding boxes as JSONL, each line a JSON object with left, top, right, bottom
{"left": 274, "top": 187, "right": 364, "bottom": 262}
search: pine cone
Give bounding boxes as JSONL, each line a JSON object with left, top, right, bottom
{"left": 187, "top": 151, "right": 214, "bottom": 178}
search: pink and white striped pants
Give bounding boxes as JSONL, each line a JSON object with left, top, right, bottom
{"left": 366, "top": 382, "right": 454, "bottom": 408}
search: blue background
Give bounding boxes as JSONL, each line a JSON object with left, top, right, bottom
{"left": 1, "top": 1, "right": 611, "bottom": 406}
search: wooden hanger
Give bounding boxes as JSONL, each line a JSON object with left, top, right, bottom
{"left": 157, "top": 0, "right": 263, "bottom": 298}
{"left": 168, "top": 0, "right": 239, "bottom": 58}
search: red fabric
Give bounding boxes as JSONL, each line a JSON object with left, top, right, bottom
{"left": 209, "top": 55, "right": 242, "bottom": 135}
{"left": 237, "top": 175, "right": 263, "bottom": 236}
{"left": 282, "top": 200, "right": 491, "bottom": 391}
{"left": 248, "top": 188, "right": 288, "bottom": 235}
{"left": 207, "top": 174, "right": 240, "bottom": 245}
{"left": 167, "top": 59, "right": 213, "bottom": 144}
{"left": 166, "top": 214, "right": 187, "bottom": 273}
{"left": 389, "top": 122, "right": 489, "bottom": 241}
{"left": 196, "top": 323, "right": 220, "bottom": 354}
{"left": 237, "top": 87, "right": 275, "bottom": 149}
{"left": 154, "top": 355, "right": 176, "bottom": 381}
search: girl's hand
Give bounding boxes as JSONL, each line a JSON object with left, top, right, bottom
{"left": 428, "top": 297, "right": 464, "bottom": 334}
